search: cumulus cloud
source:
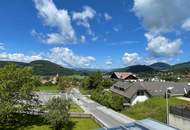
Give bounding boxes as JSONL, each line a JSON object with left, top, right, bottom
{"left": 0, "top": 52, "right": 43, "bottom": 62}
{"left": 0, "top": 47, "right": 95, "bottom": 68}
{"left": 49, "top": 47, "right": 95, "bottom": 68}
{"left": 145, "top": 33, "right": 182, "bottom": 57}
{"left": 72, "top": 6, "right": 96, "bottom": 28}
{"left": 72, "top": 6, "right": 96, "bottom": 35}
{"left": 33, "top": 0, "right": 76, "bottom": 44}
{"left": 133, "top": 0, "right": 190, "bottom": 33}
{"left": 104, "top": 13, "right": 112, "bottom": 21}
{"left": 122, "top": 52, "right": 141, "bottom": 65}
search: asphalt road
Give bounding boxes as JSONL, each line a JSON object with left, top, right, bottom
{"left": 70, "top": 88, "right": 134, "bottom": 128}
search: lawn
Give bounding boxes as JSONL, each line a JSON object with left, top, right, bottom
{"left": 23, "top": 118, "right": 100, "bottom": 130}
{"left": 37, "top": 85, "right": 59, "bottom": 93}
{"left": 0, "top": 115, "right": 101, "bottom": 130}
{"left": 121, "top": 97, "right": 188, "bottom": 123}
{"left": 70, "top": 102, "right": 84, "bottom": 112}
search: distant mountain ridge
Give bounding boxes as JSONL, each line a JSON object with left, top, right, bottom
{"left": 150, "top": 62, "right": 171, "bottom": 71}
{"left": 0, "top": 60, "right": 190, "bottom": 75}
{"left": 112, "top": 61, "right": 190, "bottom": 74}
{"left": 113, "top": 65, "right": 157, "bottom": 74}
{"left": 0, "top": 60, "right": 79, "bottom": 76}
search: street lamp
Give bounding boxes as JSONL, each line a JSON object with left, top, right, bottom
{"left": 166, "top": 87, "right": 173, "bottom": 125}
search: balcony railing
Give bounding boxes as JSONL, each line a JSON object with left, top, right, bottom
{"left": 170, "top": 106, "right": 190, "bottom": 119}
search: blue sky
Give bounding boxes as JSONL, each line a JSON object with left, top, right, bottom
{"left": 0, "top": 0, "right": 189, "bottom": 69}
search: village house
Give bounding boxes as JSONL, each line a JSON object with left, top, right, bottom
{"left": 111, "top": 72, "right": 138, "bottom": 81}
{"left": 111, "top": 81, "right": 190, "bottom": 106}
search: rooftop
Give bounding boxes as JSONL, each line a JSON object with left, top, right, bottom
{"left": 99, "top": 118, "right": 179, "bottom": 130}
{"left": 111, "top": 81, "right": 190, "bottom": 99}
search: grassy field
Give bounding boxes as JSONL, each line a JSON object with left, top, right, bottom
{"left": 23, "top": 118, "right": 100, "bottom": 130}
{"left": 1, "top": 115, "right": 100, "bottom": 130}
{"left": 70, "top": 102, "right": 84, "bottom": 112}
{"left": 37, "top": 85, "right": 59, "bottom": 93}
{"left": 121, "top": 97, "right": 188, "bottom": 123}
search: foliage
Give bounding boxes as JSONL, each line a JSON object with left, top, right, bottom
{"left": 81, "top": 72, "right": 114, "bottom": 90}
{"left": 91, "top": 89, "right": 124, "bottom": 111}
{"left": 121, "top": 97, "right": 188, "bottom": 122}
{"left": 70, "top": 102, "right": 84, "bottom": 112}
{"left": 0, "top": 60, "right": 79, "bottom": 76}
{"left": 0, "top": 64, "right": 40, "bottom": 126}
{"left": 88, "top": 72, "right": 103, "bottom": 89}
{"left": 58, "top": 77, "right": 73, "bottom": 93}
{"left": 44, "top": 97, "right": 71, "bottom": 130}
{"left": 38, "top": 85, "right": 59, "bottom": 93}
{"left": 101, "top": 78, "right": 114, "bottom": 88}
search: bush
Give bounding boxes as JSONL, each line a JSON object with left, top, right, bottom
{"left": 91, "top": 89, "right": 124, "bottom": 111}
{"left": 44, "top": 97, "right": 71, "bottom": 130}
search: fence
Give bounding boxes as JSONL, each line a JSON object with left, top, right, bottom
{"left": 170, "top": 106, "right": 190, "bottom": 119}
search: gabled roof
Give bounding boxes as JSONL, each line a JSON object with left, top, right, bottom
{"left": 110, "top": 81, "right": 145, "bottom": 99}
{"left": 111, "top": 72, "right": 137, "bottom": 80}
{"left": 111, "top": 81, "right": 190, "bottom": 99}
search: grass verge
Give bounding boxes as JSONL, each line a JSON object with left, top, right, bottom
{"left": 121, "top": 97, "right": 188, "bottom": 123}
{"left": 0, "top": 115, "right": 100, "bottom": 130}
{"left": 37, "top": 85, "right": 59, "bottom": 93}
{"left": 70, "top": 102, "right": 84, "bottom": 112}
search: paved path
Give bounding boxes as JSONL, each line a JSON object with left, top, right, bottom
{"left": 70, "top": 88, "right": 134, "bottom": 128}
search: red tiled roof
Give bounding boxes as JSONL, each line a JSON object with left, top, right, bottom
{"left": 113, "top": 72, "right": 135, "bottom": 80}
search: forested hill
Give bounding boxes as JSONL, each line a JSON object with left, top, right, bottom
{"left": 111, "top": 61, "right": 190, "bottom": 74}
{"left": 0, "top": 60, "right": 79, "bottom": 76}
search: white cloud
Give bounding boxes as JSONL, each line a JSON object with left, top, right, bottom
{"left": 104, "top": 13, "right": 112, "bottom": 21}
{"left": 49, "top": 47, "right": 95, "bottom": 68}
{"left": 0, "top": 52, "right": 43, "bottom": 62}
{"left": 145, "top": 33, "right": 182, "bottom": 57}
{"left": 0, "top": 43, "right": 5, "bottom": 50}
{"left": 92, "top": 36, "right": 98, "bottom": 41}
{"left": 113, "top": 27, "right": 119, "bottom": 32}
{"left": 133, "top": 0, "right": 190, "bottom": 33}
{"left": 33, "top": 0, "right": 76, "bottom": 44}
{"left": 182, "top": 18, "right": 190, "bottom": 31}
{"left": 105, "top": 56, "right": 113, "bottom": 66}
{"left": 122, "top": 52, "right": 141, "bottom": 65}
{"left": 72, "top": 6, "right": 96, "bottom": 28}
{"left": 72, "top": 6, "right": 96, "bottom": 36}
{"left": 0, "top": 47, "right": 95, "bottom": 68}
{"left": 80, "top": 35, "right": 86, "bottom": 43}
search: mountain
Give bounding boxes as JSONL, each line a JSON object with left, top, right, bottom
{"left": 112, "top": 61, "right": 190, "bottom": 75}
{"left": 150, "top": 62, "right": 171, "bottom": 71}
{"left": 113, "top": 65, "right": 157, "bottom": 74}
{"left": 0, "top": 61, "right": 28, "bottom": 68}
{"left": 0, "top": 60, "right": 79, "bottom": 76}
{"left": 171, "top": 61, "right": 190, "bottom": 74}
{"left": 29, "top": 60, "right": 79, "bottom": 76}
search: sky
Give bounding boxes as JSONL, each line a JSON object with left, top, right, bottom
{"left": 0, "top": 0, "right": 190, "bottom": 69}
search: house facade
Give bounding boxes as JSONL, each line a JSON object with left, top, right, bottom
{"left": 111, "top": 81, "right": 190, "bottom": 106}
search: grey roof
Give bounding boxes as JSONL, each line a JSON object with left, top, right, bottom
{"left": 140, "top": 82, "right": 190, "bottom": 96}
{"left": 99, "top": 118, "right": 179, "bottom": 130}
{"left": 111, "top": 81, "right": 190, "bottom": 99}
{"left": 110, "top": 81, "right": 145, "bottom": 99}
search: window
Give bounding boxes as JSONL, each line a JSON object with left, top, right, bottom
{"left": 137, "top": 90, "right": 144, "bottom": 96}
